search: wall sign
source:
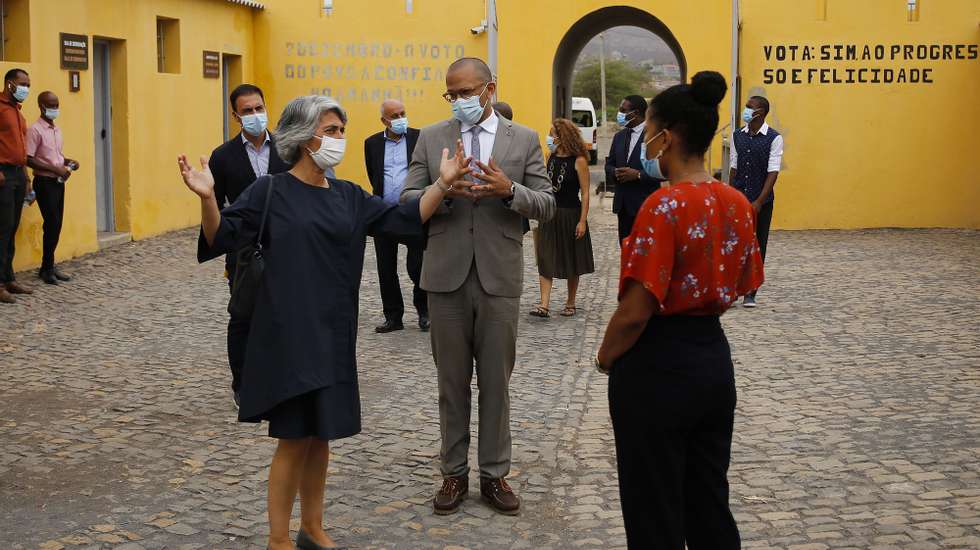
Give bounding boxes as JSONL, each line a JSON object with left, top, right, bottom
{"left": 60, "top": 33, "right": 89, "bottom": 70}
{"left": 69, "top": 71, "right": 80, "bottom": 92}
{"left": 203, "top": 51, "right": 221, "bottom": 79}
{"left": 761, "top": 42, "right": 978, "bottom": 85}
{"left": 284, "top": 41, "right": 467, "bottom": 103}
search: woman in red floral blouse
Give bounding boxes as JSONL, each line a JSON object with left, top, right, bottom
{"left": 596, "top": 71, "right": 764, "bottom": 549}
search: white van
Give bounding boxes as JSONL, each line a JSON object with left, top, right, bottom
{"left": 571, "top": 97, "right": 599, "bottom": 165}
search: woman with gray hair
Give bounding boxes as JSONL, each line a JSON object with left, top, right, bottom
{"left": 178, "top": 95, "right": 472, "bottom": 549}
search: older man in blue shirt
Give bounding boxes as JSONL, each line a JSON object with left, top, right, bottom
{"left": 364, "top": 99, "right": 427, "bottom": 333}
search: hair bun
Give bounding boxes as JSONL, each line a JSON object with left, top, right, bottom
{"left": 690, "top": 71, "right": 727, "bottom": 107}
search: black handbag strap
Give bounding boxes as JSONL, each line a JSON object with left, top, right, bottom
{"left": 255, "top": 178, "right": 274, "bottom": 251}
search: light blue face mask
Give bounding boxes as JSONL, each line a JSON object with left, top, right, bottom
{"left": 640, "top": 130, "right": 666, "bottom": 180}
{"left": 240, "top": 112, "right": 268, "bottom": 137}
{"left": 741, "top": 107, "right": 757, "bottom": 124}
{"left": 389, "top": 117, "right": 409, "bottom": 135}
{"left": 44, "top": 108, "right": 60, "bottom": 120}
{"left": 546, "top": 135, "right": 557, "bottom": 151}
{"left": 13, "top": 85, "right": 29, "bottom": 103}
{"left": 617, "top": 111, "right": 636, "bottom": 127}
{"left": 451, "top": 83, "right": 489, "bottom": 125}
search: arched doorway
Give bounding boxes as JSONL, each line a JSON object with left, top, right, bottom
{"left": 552, "top": 6, "right": 686, "bottom": 119}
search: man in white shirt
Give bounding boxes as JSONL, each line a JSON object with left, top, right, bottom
{"left": 208, "top": 84, "right": 291, "bottom": 407}
{"left": 604, "top": 95, "right": 663, "bottom": 242}
{"left": 730, "top": 95, "right": 783, "bottom": 308}
{"left": 401, "top": 57, "right": 555, "bottom": 518}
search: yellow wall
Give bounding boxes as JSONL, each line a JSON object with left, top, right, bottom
{"left": 5, "top": 0, "right": 977, "bottom": 274}
{"left": 253, "top": 0, "right": 488, "bottom": 183}
{"left": 740, "top": 0, "right": 980, "bottom": 229}
{"left": 255, "top": 0, "right": 732, "bottom": 193}
{"left": 4, "top": 0, "right": 255, "bottom": 273}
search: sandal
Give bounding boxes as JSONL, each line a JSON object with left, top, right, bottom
{"left": 560, "top": 305, "right": 577, "bottom": 317}
{"left": 529, "top": 305, "right": 550, "bottom": 318}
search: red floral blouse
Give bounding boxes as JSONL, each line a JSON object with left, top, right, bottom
{"left": 620, "top": 181, "right": 765, "bottom": 315}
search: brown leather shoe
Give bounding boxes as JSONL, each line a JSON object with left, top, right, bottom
{"left": 480, "top": 477, "right": 521, "bottom": 515}
{"left": 5, "top": 281, "right": 33, "bottom": 295}
{"left": 0, "top": 288, "right": 15, "bottom": 304}
{"left": 433, "top": 475, "right": 468, "bottom": 515}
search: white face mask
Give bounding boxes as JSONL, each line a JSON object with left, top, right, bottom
{"left": 306, "top": 134, "right": 346, "bottom": 170}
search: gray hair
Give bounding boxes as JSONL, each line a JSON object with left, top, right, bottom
{"left": 274, "top": 95, "right": 347, "bottom": 164}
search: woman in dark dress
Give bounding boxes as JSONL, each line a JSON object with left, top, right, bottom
{"left": 530, "top": 118, "right": 594, "bottom": 318}
{"left": 178, "top": 96, "right": 473, "bottom": 550}
{"left": 596, "top": 72, "right": 765, "bottom": 549}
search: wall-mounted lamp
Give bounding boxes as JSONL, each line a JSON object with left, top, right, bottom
{"left": 322, "top": 0, "right": 333, "bottom": 16}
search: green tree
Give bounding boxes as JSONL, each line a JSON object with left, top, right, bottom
{"left": 572, "top": 59, "right": 656, "bottom": 122}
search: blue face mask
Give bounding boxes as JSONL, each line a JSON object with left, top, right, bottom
{"left": 546, "top": 135, "right": 557, "bottom": 151}
{"left": 12, "top": 85, "right": 29, "bottom": 103}
{"left": 240, "top": 112, "right": 268, "bottom": 137}
{"left": 451, "top": 83, "right": 489, "bottom": 125}
{"left": 389, "top": 117, "right": 409, "bottom": 135}
{"left": 640, "top": 130, "right": 666, "bottom": 180}
{"left": 741, "top": 107, "right": 757, "bottom": 124}
{"left": 617, "top": 111, "right": 635, "bottom": 127}
{"left": 44, "top": 108, "right": 60, "bottom": 120}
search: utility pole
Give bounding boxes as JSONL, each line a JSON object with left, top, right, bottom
{"left": 599, "top": 32, "right": 607, "bottom": 126}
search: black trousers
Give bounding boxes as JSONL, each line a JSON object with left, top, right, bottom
{"left": 608, "top": 315, "right": 740, "bottom": 550}
{"left": 0, "top": 166, "right": 27, "bottom": 284}
{"left": 226, "top": 255, "right": 249, "bottom": 392}
{"left": 33, "top": 176, "right": 66, "bottom": 270}
{"left": 617, "top": 211, "right": 636, "bottom": 245}
{"left": 374, "top": 235, "right": 426, "bottom": 322}
{"left": 755, "top": 201, "right": 773, "bottom": 263}
{"left": 750, "top": 201, "right": 774, "bottom": 298}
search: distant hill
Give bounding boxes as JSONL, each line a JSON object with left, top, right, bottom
{"left": 576, "top": 26, "right": 679, "bottom": 68}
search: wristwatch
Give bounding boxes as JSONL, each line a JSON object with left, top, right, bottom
{"left": 594, "top": 353, "right": 610, "bottom": 375}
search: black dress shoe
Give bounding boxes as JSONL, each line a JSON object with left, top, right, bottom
{"left": 39, "top": 269, "right": 58, "bottom": 285}
{"left": 297, "top": 528, "right": 348, "bottom": 550}
{"left": 419, "top": 314, "right": 431, "bottom": 332}
{"left": 375, "top": 319, "right": 404, "bottom": 333}
{"left": 52, "top": 268, "right": 72, "bottom": 282}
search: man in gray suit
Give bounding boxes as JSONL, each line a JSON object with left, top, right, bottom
{"left": 402, "top": 57, "right": 555, "bottom": 516}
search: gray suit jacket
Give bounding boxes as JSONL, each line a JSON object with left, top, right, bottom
{"left": 401, "top": 117, "right": 556, "bottom": 297}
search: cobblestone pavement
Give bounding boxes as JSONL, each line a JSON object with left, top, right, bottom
{"left": 1, "top": 198, "right": 978, "bottom": 550}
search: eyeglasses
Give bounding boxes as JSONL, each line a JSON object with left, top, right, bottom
{"left": 442, "top": 82, "right": 489, "bottom": 103}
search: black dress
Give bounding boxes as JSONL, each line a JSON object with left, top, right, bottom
{"left": 535, "top": 155, "right": 595, "bottom": 279}
{"left": 198, "top": 172, "right": 423, "bottom": 440}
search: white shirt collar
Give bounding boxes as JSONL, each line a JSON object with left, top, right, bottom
{"left": 460, "top": 110, "right": 499, "bottom": 135}
{"left": 741, "top": 122, "right": 769, "bottom": 135}
{"left": 242, "top": 131, "right": 271, "bottom": 146}
{"left": 631, "top": 122, "right": 646, "bottom": 135}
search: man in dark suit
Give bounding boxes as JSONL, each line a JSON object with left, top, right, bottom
{"left": 364, "top": 98, "right": 428, "bottom": 333}
{"left": 604, "top": 94, "right": 664, "bottom": 243}
{"left": 209, "top": 83, "right": 290, "bottom": 407}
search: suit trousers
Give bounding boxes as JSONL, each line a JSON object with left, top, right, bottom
{"left": 617, "top": 211, "right": 636, "bottom": 245}
{"left": 225, "top": 256, "right": 249, "bottom": 392}
{"left": 750, "top": 201, "right": 774, "bottom": 298}
{"left": 374, "top": 235, "right": 426, "bottom": 322}
{"left": 608, "top": 315, "right": 740, "bottom": 549}
{"left": 0, "top": 167, "right": 27, "bottom": 283}
{"left": 33, "top": 176, "right": 65, "bottom": 270}
{"left": 428, "top": 263, "right": 518, "bottom": 479}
